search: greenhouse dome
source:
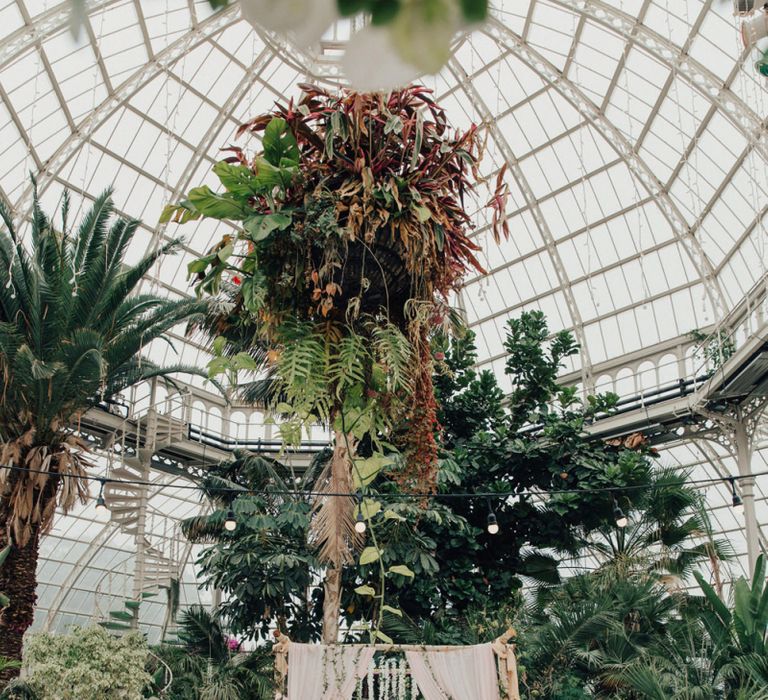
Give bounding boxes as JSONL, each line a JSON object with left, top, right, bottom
{"left": 1, "top": 1, "right": 767, "bottom": 698}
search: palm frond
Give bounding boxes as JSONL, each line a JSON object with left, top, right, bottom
{"left": 0, "top": 181, "right": 223, "bottom": 546}
{"left": 177, "top": 605, "right": 229, "bottom": 664}
{"left": 309, "top": 432, "right": 361, "bottom": 567}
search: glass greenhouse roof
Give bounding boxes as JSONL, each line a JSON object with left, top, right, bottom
{"left": 2, "top": 0, "right": 767, "bottom": 387}
{"left": 2, "top": 0, "right": 768, "bottom": 633}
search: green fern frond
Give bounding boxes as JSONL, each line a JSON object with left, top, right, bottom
{"left": 371, "top": 322, "right": 413, "bottom": 393}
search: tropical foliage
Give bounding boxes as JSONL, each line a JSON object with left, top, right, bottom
{"left": 165, "top": 85, "right": 502, "bottom": 490}
{"left": 382, "top": 311, "right": 656, "bottom": 625}
{"left": 184, "top": 312, "right": 668, "bottom": 649}
{"left": 0, "top": 186, "right": 209, "bottom": 681}
{"left": 517, "top": 555, "right": 768, "bottom": 700}
{"left": 145, "top": 606, "right": 274, "bottom": 700}
{"left": 181, "top": 450, "right": 323, "bottom": 642}
{"left": 552, "top": 465, "right": 732, "bottom": 584}
{"left": 166, "top": 84, "right": 506, "bottom": 641}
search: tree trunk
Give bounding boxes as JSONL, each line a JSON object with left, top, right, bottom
{"left": 322, "top": 566, "right": 342, "bottom": 644}
{"left": 0, "top": 514, "right": 41, "bottom": 687}
{"left": 314, "top": 431, "right": 359, "bottom": 645}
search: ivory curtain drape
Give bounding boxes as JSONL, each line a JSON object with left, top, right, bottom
{"left": 405, "top": 643, "right": 501, "bottom": 700}
{"left": 287, "top": 643, "right": 375, "bottom": 700}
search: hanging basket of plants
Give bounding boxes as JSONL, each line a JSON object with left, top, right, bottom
{"left": 163, "top": 84, "right": 507, "bottom": 492}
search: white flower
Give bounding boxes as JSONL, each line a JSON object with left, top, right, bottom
{"left": 240, "top": 0, "right": 338, "bottom": 48}
{"left": 342, "top": 25, "right": 422, "bottom": 92}
{"left": 389, "top": 0, "right": 462, "bottom": 75}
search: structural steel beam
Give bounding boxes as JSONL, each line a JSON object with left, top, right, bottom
{"left": 447, "top": 56, "right": 595, "bottom": 385}
{"left": 10, "top": 2, "right": 244, "bottom": 215}
{"left": 484, "top": 17, "right": 729, "bottom": 319}
{"left": 552, "top": 0, "right": 768, "bottom": 163}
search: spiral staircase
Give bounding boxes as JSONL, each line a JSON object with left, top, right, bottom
{"left": 97, "top": 403, "right": 188, "bottom": 637}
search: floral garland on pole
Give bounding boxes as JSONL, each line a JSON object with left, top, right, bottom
{"left": 164, "top": 84, "right": 506, "bottom": 643}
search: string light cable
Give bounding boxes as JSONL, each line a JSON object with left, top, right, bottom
{"left": 0, "top": 461, "right": 764, "bottom": 504}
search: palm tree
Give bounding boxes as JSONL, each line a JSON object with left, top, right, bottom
{"left": 518, "top": 467, "right": 735, "bottom": 698}
{"left": 562, "top": 466, "right": 732, "bottom": 583}
{"left": 0, "top": 184, "right": 209, "bottom": 682}
{"left": 602, "top": 555, "right": 768, "bottom": 699}
{"left": 520, "top": 567, "right": 683, "bottom": 697}
{"left": 147, "top": 606, "right": 274, "bottom": 699}
{"left": 692, "top": 554, "right": 768, "bottom": 693}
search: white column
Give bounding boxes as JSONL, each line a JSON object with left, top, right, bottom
{"left": 734, "top": 421, "right": 760, "bottom": 575}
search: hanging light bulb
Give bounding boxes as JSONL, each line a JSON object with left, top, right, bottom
{"left": 355, "top": 491, "right": 367, "bottom": 534}
{"left": 224, "top": 509, "right": 237, "bottom": 532}
{"left": 729, "top": 477, "right": 744, "bottom": 515}
{"left": 613, "top": 498, "right": 628, "bottom": 529}
{"left": 95, "top": 479, "right": 108, "bottom": 515}
{"left": 486, "top": 498, "right": 499, "bottom": 535}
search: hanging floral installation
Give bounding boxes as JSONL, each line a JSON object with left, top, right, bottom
{"left": 69, "top": 1, "right": 490, "bottom": 90}
{"left": 163, "top": 84, "right": 507, "bottom": 641}
{"left": 240, "top": 0, "right": 491, "bottom": 91}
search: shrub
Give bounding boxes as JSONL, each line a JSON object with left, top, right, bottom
{"left": 22, "top": 626, "right": 150, "bottom": 700}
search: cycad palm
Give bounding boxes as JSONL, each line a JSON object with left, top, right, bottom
{"left": 0, "top": 185, "right": 207, "bottom": 681}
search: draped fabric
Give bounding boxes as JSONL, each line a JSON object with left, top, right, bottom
{"left": 405, "top": 643, "right": 501, "bottom": 700}
{"left": 287, "top": 643, "right": 375, "bottom": 700}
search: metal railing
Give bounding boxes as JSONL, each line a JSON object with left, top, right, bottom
{"left": 584, "top": 273, "right": 768, "bottom": 420}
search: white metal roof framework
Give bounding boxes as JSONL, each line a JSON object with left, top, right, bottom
{"left": 1, "top": 0, "right": 768, "bottom": 637}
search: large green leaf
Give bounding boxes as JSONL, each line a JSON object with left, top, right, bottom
{"left": 213, "top": 161, "right": 261, "bottom": 197}
{"left": 374, "top": 630, "right": 394, "bottom": 644}
{"left": 0, "top": 545, "right": 10, "bottom": 569}
{"left": 387, "top": 564, "right": 414, "bottom": 579}
{"left": 360, "top": 499, "right": 381, "bottom": 519}
{"left": 252, "top": 158, "right": 298, "bottom": 191}
{"left": 383, "top": 509, "right": 405, "bottom": 522}
{"left": 694, "top": 570, "right": 732, "bottom": 626}
{"left": 381, "top": 604, "right": 402, "bottom": 617}
{"left": 241, "top": 276, "right": 266, "bottom": 313}
{"left": 360, "top": 547, "right": 380, "bottom": 565}
{"left": 159, "top": 201, "right": 201, "bottom": 224}
{"left": 262, "top": 117, "right": 299, "bottom": 168}
{"left": 187, "top": 186, "right": 247, "bottom": 220}
{"left": 231, "top": 352, "right": 259, "bottom": 371}
{"left": 352, "top": 455, "right": 393, "bottom": 489}
{"left": 243, "top": 212, "right": 292, "bottom": 242}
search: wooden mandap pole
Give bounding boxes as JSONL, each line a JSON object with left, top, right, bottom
{"left": 493, "top": 627, "right": 521, "bottom": 700}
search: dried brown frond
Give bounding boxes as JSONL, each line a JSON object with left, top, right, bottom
{"left": 309, "top": 431, "right": 362, "bottom": 567}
